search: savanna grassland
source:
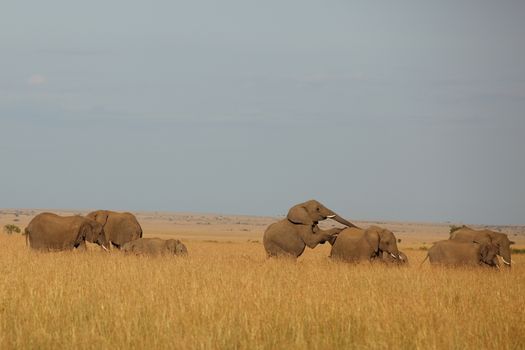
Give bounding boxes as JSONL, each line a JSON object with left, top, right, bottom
{"left": 1, "top": 210, "right": 525, "bottom": 349}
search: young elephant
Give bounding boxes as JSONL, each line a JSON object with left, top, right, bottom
{"left": 121, "top": 238, "right": 188, "bottom": 256}
{"left": 382, "top": 250, "right": 409, "bottom": 266}
{"left": 330, "top": 226, "right": 401, "bottom": 263}
{"left": 25, "top": 212, "right": 109, "bottom": 251}
{"left": 423, "top": 240, "right": 499, "bottom": 268}
{"left": 263, "top": 200, "right": 357, "bottom": 258}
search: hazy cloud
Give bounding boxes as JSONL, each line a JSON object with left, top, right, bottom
{"left": 27, "top": 74, "right": 47, "bottom": 86}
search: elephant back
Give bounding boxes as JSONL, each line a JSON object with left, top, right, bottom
{"left": 449, "top": 227, "right": 491, "bottom": 244}
{"left": 25, "top": 213, "right": 86, "bottom": 250}
{"left": 330, "top": 227, "right": 364, "bottom": 260}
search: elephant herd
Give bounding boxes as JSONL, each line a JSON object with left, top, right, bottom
{"left": 263, "top": 200, "right": 515, "bottom": 269}
{"left": 25, "top": 210, "right": 187, "bottom": 256}
{"left": 24, "top": 200, "right": 516, "bottom": 268}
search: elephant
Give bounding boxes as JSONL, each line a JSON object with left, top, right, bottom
{"left": 329, "top": 226, "right": 401, "bottom": 263}
{"left": 25, "top": 212, "right": 109, "bottom": 251}
{"left": 263, "top": 200, "right": 357, "bottom": 258}
{"left": 422, "top": 240, "right": 499, "bottom": 268}
{"left": 121, "top": 238, "right": 188, "bottom": 256}
{"left": 449, "top": 226, "right": 515, "bottom": 268}
{"left": 86, "top": 210, "right": 143, "bottom": 249}
{"left": 382, "top": 250, "right": 409, "bottom": 266}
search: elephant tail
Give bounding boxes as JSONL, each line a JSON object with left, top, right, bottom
{"left": 419, "top": 254, "right": 429, "bottom": 268}
{"left": 24, "top": 228, "right": 30, "bottom": 247}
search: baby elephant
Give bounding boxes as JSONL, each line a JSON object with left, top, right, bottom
{"left": 423, "top": 240, "right": 499, "bottom": 268}
{"left": 382, "top": 250, "right": 409, "bottom": 266}
{"left": 121, "top": 238, "right": 188, "bottom": 256}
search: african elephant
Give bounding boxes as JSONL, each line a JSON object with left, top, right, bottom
{"left": 87, "top": 210, "right": 143, "bottom": 249}
{"left": 329, "top": 226, "right": 401, "bottom": 263}
{"left": 382, "top": 250, "right": 409, "bottom": 266}
{"left": 263, "top": 200, "right": 357, "bottom": 258}
{"left": 422, "top": 240, "right": 499, "bottom": 268}
{"left": 25, "top": 212, "right": 109, "bottom": 251}
{"left": 121, "top": 238, "right": 188, "bottom": 256}
{"left": 450, "top": 226, "right": 514, "bottom": 267}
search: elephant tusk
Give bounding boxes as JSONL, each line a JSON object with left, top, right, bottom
{"left": 501, "top": 258, "right": 511, "bottom": 266}
{"left": 326, "top": 215, "right": 336, "bottom": 218}
{"left": 101, "top": 245, "right": 109, "bottom": 252}
{"left": 390, "top": 253, "right": 397, "bottom": 259}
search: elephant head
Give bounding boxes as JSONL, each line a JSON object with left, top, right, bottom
{"left": 488, "top": 232, "right": 514, "bottom": 267}
{"left": 364, "top": 226, "right": 400, "bottom": 260}
{"left": 81, "top": 219, "right": 109, "bottom": 251}
{"left": 167, "top": 239, "right": 188, "bottom": 256}
{"left": 287, "top": 200, "right": 357, "bottom": 228}
{"left": 478, "top": 241, "right": 500, "bottom": 267}
{"left": 382, "top": 250, "right": 408, "bottom": 265}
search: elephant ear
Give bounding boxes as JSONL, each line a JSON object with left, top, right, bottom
{"left": 479, "top": 243, "right": 489, "bottom": 260}
{"left": 364, "top": 228, "right": 380, "bottom": 253}
{"left": 80, "top": 222, "right": 94, "bottom": 243}
{"left": 92, "top": 211, "right": 109, "bottom": 227}
{"left": 287, "top": 205, "right": 313, "bottom": 226}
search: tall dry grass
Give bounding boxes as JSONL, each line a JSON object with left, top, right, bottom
{"left": 0, "top": 234, "right": 524, "bottom": 349}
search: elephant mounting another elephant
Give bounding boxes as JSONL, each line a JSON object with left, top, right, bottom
{"left": 87, "top": 210, "right": 143, "bottom": 249}
{"left": 329, "top": 226, "right": 402, "bottom": 263}
{"left": 25, "top": 212, "right": 109, "bottom": 251}
{"left": 263, "top": 200, "right": 357, "bottom": 258}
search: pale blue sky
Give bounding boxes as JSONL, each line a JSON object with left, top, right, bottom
{"left": 1, "top": 1, "right": 524, "bottom": 224}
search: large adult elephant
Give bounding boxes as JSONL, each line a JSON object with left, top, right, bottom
{"left": 422, "top": 240, "right": 499, "bottom": 268}
{"left": 86, "top": 210, "right": 143, "bottom": 249}
{"left": 263, "top": 200, "right": 357, "bottom": 258}
{"left": 25, "top": 212, "right": 109, "bottom": 251}
{"left": 330, "top": 226, "right": 402, "bottom": 263}
{"left": 122, "top": 238, "right": 188, "bottom": 256}
{"left": 450, "top": 226, "right": 514, "bottom": 267}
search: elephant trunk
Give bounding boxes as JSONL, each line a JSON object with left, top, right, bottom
{"left": 499, "top": 246, "right": 512, "bottom": 268}
{"left": 97, "top": 232, "right": 110, "bottom": 252}
{"left": 327, "top": 214, "right": 359, "bottom": 229}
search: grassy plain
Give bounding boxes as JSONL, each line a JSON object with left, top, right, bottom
{"left": 1, "top": 210, "right": 524, "bottom": 349}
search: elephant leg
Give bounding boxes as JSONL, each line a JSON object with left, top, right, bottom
{"left": 264, "top": 239, "right": 304, "bottom": 258}
{"left": 327, "top": 235, "right": 338, "bottom": 246}
{"left": 75, "top": 240, "right": 87, "bottom": 251}
{"left": 302, "top": 227, "right": 342, "bottom": 249}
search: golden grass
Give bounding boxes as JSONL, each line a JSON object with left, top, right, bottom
{"left": 1, "top": 234, "right": 524, "bottom": 350}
